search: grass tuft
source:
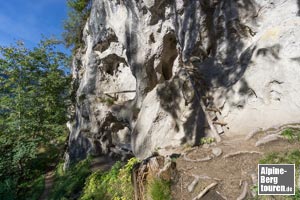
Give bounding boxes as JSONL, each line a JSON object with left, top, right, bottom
{"left": 281, "top": 128, "right": 300, "bottom": 142}
{"left": 147, "top": 178, "right": 171, "bottom": 200}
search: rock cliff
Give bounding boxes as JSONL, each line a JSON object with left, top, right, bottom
{"left": 65, "top": 0, "right": 300, "bottom": 165}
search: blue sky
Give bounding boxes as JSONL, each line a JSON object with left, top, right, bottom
{"left": 0, "top": 0, "right": 69, "bottom": 52}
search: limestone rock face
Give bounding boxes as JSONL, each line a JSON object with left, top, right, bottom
{"left": 65, "top": 0, "right": 300, "bottom": 163}
{"left": 211, "top": 1, "right": 300, "bottom": 135}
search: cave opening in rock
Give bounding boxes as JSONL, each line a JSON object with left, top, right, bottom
{"left": 158, "top": 32, "right": 178, "bottom": 81}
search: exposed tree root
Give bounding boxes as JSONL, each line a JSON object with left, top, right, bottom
{"left": 245, "top": 124, "right": 300, "bottom": 140}
{"left": 255, "top": 134, "right": 283, "bottom": 147}
{"left": 183, "top": 171, "right": 221, "bottom": 182}
{"left": 250, "top": 173, "right": 257, "bottom": 185}
{"left": 192, "top": 182, "right": 218, "bottom": 200}
{"left": 265, "top": 124, "right": 300, "bottom": 135}
{"left": 245, "top": 128, "right": 262, "bottom": 140}
{"left": 277, "top": 124, "right": 300, "bottom": 130}
{"left": 236, "top": 181, "right": 248, "bottom": 200}
{"left": 183, "top": 153, "right": 212, "bottom": 162}
{"left": 216, "top": 190, "right": 228, "bottom": 200}
{"left": 223, "top": 151, "right": 262, "bottom": 159}
{"left": 188, "top": 175, "right": 200, "bottom": 193}
{"left": 197, "top": 175, "right": 221, "bottom": 181}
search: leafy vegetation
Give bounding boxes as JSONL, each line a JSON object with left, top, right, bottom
{"left": 98, "top": 96, "right": 116, "bottom": 106}
{"left": 80, "top": 162, "right": 121, "bottom": 200}
{"left": 63, "top": 0, "right": 92, "bottom": 49}
{"left": 292, "top": 189, "right": 300, "bottom": 200}
{"left": 18, "top": 174, "right": 45, "bottom": 200}
{"left": 0, "top": 39, "right": 71, "bottom": 199}
{"left": 147, "top": 178, "right": 171, "bottom": 200}
{"left": 200, "top": 137, "right": 215, "bottom": 145}
{"left": 281, "top": 128, "right": 300, "bottom": 142}
{"left": 50, "top": 159, "right": 91, "bottom": 200}
{"left": 80, "top": 157, "right": 139, "bottom": 200}
{"left": 260, "top": 150, "right": 300, "bottom": 166}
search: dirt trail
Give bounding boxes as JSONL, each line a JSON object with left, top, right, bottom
{"left": 171, "top": 133, "right": 300, "bottom": 200}
{"left": 39, "top": 171, "right": 55, "bottom": 200}
{"left": 90, "top": 156, "right": 115, "bottom": 172}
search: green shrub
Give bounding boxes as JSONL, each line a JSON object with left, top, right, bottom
{"left": 0, "top": 178, "right": 17, "bottom": 200}
{"left": 80, "top": 161, "right": 121, "bottom": 200}
{"left": 281, "top": 129, "right": 300, "bottom": 142}
{"left": 49, "top": 159, "right": 91, "bottom": 200}
{"left": 147, "top": 178, "right": 171, "bottom": 200}
{"left": 117, "top": 157, "right": 140, "bottom": 199}
{"left": 200, "top": 137, "right": 215, "bottom": 145}
{"left": 81, "top": 157, "right": 139, "bottom": 200}
{"left": 18, "top": 175, "right": 45, "bottom": 200}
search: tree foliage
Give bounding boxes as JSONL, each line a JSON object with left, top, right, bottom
{"left": 0, "top": 39, "right": 71, "bottom": 199}
{"left": 63, "top": 0, "right": 92, "bottom": 49}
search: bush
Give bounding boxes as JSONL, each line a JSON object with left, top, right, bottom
{"left": 18, "top": 175, "right": 45, "bottom": 200}
{"left": 200, "top": 137, "right": 215, "bottom": 145}
{"left": 81, "top": 157, "right": 139, "bottom": 200}
{"left": 0, "top": 178, "right": 17, "bottom": 200}
{"left": 147, "top": 178, "right": 171, "bottom": 200}
{"left": 80, "top": 162, "right": 122, "bottom": 200}
{"left": 281, "top": 128, "right": 300, "bottom": 142}
{"left": 49, "top": 159, "right": 91, "bottom": 200}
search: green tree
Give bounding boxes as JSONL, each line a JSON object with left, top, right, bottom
{"left": 63, "top": 0, "right": 92, "bottom": 49}
{"left": 0, "top": 39, "right": 71, "bottom": 199}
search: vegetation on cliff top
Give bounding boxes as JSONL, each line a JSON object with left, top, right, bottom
{"left": 63, "top": 0, "right": 92, "bottom": 50}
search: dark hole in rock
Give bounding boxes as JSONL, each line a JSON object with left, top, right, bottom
{"left": 157, "top": 32, "right": 178, "bottom": 81}
{"left": 101, "top": 54, "right": 127, "bottom": 76}
{"left": 149, "top": 33, "right": 155, "bottom": 43}
{"left": 93, "top": 28, "right": 118, "bottom": 53}
{"left": 93, "top": 140, "right": 102, "bottom": 155}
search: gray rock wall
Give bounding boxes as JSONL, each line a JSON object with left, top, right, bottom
{"left": 65, "top": 0, "right": 300, "bottom": 164}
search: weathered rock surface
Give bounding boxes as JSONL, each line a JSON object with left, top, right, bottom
{"left": 211, "top": 0, "right": 300, "bottom": 135}
{"left": 65, "top": 0, "right": 300, "bottom": 164}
